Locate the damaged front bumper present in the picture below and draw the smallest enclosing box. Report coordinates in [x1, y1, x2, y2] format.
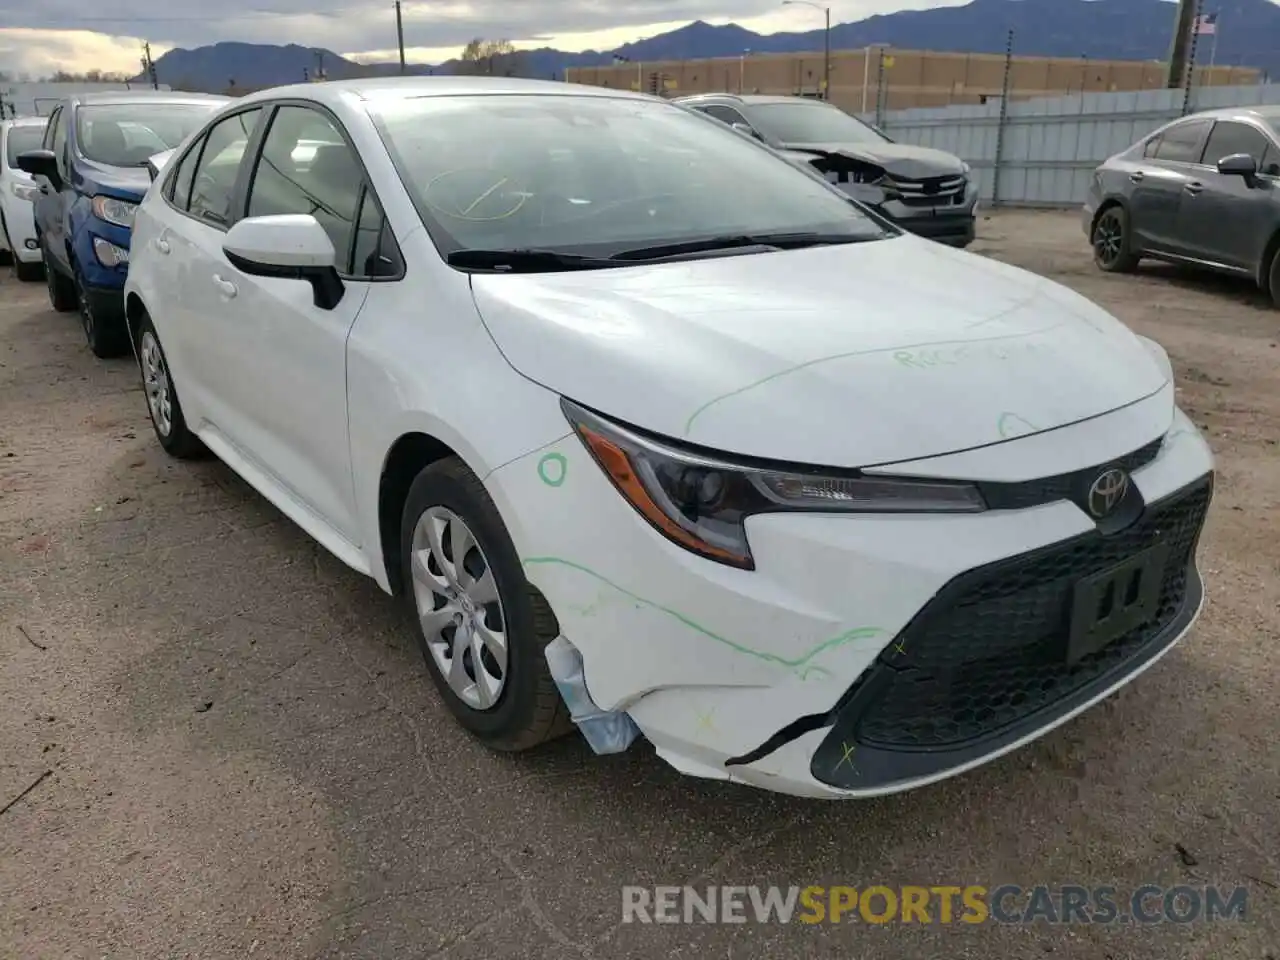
[498, 404, 1213, 799]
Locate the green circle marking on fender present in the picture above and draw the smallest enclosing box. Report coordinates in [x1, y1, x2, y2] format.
[537, 453, 568, 487]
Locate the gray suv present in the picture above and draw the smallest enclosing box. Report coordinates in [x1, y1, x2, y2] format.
[676, 94, 978, 248]
[1084, 106, 1280, 306]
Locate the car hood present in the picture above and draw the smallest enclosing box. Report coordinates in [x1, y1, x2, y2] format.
[469, 235, 1170, 469]
[76, 159, 151, 201]
[781, 141, 966, 179]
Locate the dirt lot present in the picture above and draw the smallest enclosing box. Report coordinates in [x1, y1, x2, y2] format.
[1, 209, 1278, 959]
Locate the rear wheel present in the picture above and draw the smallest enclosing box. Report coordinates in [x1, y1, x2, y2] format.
[136, 312, 204, 459]
[1092, 205, 1140, 273]
[401, 457, 571, 751]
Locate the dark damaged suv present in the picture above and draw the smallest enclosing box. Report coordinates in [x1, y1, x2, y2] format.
[677, 93, 978, 247]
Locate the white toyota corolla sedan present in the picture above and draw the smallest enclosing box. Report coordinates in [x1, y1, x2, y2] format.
[123, 77, 1214, 799]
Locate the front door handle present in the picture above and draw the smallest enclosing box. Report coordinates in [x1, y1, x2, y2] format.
[212, 274, 238, 299]
[1129, 171, 1145, 183]
[1184, 181, 1204, 195]
[152, 237, 170, 255]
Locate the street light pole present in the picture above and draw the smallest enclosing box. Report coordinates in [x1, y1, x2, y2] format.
[782, 0, 831, 99]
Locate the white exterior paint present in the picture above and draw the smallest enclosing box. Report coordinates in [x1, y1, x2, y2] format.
[124, 77, 1215, 799]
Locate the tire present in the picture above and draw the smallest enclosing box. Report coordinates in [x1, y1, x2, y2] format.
[1092, 205, 1140, 274]
[135, 312, 205, 459]
[74, 263, 129, 359]
[15, 259, 43, 282]
[1268, 248, 1280, 310]
[0, 247, 11, 267]
[401, 457, 571, 752]
[43, 246, 77, 312]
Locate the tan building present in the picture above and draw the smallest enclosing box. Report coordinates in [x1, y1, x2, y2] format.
[566, 48, 1260, 113]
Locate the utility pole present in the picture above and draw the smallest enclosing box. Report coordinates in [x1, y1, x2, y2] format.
[395, 1, 406, 75]
[823, 5, 831, 101]
[314, 49, 326, 81]
[1166, 0, 1199, 88]
[142, 42, 159, 89]
[1181, 0, 1204, 114]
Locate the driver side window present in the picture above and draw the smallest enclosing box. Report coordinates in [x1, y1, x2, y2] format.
[187, 108, 263, 228]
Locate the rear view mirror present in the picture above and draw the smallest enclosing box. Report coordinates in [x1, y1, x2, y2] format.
[223, 214, 345, 310]
[1217, 152, 1258, 183]
[16, 149, 61, 192]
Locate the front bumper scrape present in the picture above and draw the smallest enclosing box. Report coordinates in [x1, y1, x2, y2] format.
[545, 635, 642, 754]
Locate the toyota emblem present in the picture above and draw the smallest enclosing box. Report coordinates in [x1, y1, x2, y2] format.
[1087, 468, 1130, 518]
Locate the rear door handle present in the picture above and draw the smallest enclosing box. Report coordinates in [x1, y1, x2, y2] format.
[212, 274, 238, 298]
[152, 237, 170, 255]
[1184, 181, 1204, 195]
[1129, 171, 1145, 183]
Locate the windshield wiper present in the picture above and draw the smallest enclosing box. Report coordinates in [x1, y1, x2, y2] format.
[447, 249, 618, 273]
[608, 232, 878, 262]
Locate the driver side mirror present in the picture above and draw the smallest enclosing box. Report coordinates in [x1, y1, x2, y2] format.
[146, 149, 176, 183]
[731, 122, 763, 142]
[222, 214, 345, 310]
[16, 149, 62, 192]
[1217, 152, 1258, 184]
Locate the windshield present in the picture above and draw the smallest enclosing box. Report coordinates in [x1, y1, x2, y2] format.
[749, 102, 889, 146]
[76, 103, 221, 167]
[5, 125, 47, 168]
[369, 94, 890, 261]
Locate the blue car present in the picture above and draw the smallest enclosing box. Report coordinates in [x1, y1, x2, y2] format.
[18, 91, 229, 357]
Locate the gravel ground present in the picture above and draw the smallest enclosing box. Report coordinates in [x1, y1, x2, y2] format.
[1, 210, 1277, 959]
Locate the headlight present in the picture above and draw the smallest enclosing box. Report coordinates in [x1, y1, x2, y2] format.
[91, 195, 138, 228]
[10, 181, 40, 202]
[92, 236, 129, 267]
[563, 399, 986, 570]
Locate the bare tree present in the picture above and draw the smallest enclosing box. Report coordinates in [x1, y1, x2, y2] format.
[455, 38, 527, 77]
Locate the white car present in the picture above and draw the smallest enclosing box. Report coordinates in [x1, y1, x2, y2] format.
[123, 78, 1214, 799]
[0, 116, 49, 281]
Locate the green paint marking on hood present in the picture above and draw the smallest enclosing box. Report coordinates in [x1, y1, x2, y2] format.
[523, 555, 883, 671]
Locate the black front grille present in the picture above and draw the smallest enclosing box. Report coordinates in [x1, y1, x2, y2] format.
[978, 437, 1164, 512]
[851, 477, 1211, 750]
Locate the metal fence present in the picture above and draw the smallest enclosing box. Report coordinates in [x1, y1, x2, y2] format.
[865, 82, 1280, 207]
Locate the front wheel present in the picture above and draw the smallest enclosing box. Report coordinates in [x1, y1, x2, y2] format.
[43, 247, 77, 312]
[136, 313, 204, 459]
[14, 258, 43, 282]
[1268, 249, 1280, 310]
[401, 457, 571, 752]
[74, 264, 129, 358]
[1092, 205, 1140, 273]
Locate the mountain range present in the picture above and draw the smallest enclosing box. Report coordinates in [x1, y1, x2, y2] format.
[140, 0, 1280, 92]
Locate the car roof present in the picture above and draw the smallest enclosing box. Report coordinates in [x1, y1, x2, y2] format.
[69, 91, 232, 108]
[234, 76, 658, 109]
[1183, 105, 1280, 127]
[675, 93, 828, 107]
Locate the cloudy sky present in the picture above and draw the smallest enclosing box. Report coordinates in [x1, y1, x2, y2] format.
[0, 0, 966, 77]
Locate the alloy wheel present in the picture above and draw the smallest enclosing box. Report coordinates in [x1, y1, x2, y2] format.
[139, 331, 173, 437]
[410, 506, 508, 710]
[1093, 212, 1123, 267]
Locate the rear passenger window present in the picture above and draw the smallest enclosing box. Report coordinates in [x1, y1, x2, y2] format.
[166, 140, 201, 210]
[246, 106, 362, 259]
[1152, 120, 1210, 163]
[188, 108, 262, 227]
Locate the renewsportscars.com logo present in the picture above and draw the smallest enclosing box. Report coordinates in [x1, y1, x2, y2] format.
[621, 885, 1249, 926]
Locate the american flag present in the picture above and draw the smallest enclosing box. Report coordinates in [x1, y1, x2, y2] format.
[1194, 11, 1218, 35]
